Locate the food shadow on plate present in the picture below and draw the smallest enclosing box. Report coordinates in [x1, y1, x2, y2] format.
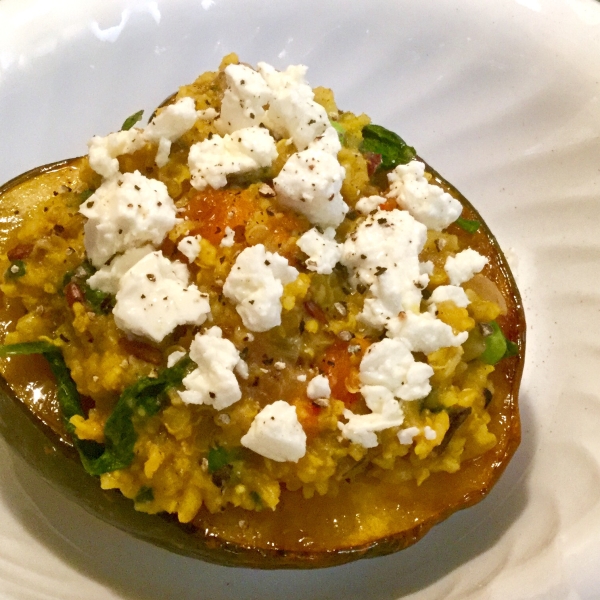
[0, 395, 534, 600]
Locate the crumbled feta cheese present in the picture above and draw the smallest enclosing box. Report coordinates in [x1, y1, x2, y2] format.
[257, 62, 312, 100]
[426, 285, 470, 314]
[144, 97, 206, 167]
[420, 260, 434, 276]
[167, 350, 186, 368]
[216, 64, 274, 134]
[88, 129, 146, 179]
[274, 148, 347, 228]
[188, 126, 277, 191]
[424, 425, 437, 441]
[397, 426, 420, 445]
[79, 171, 177, 268]
[87, 245, 154, 294]
[359, 338, 433, 401]
[386, 311, 468, 355]
[220, 226, 235, 247]
[297, 374, 307, 382]
[235, 359, 249, 380]
[274, 361, 286, 370]
[308, 126, 342, 156]
[177, 235, 202, 263]
[296, 227, 342, 274]
[338, 386, 404, 448]
[113, 251, 210, 342]
[445, 249, 488, 286]
[341, 208, 428, 328]
[387, 161, 462, 231]
[241, 400, 307, 462]
[179, 327, 244, 410]
[264, 92, 330, 151]
[223, 244, 299, 332]
[355, 195, 386, 215]
[307, 374, 331, 400]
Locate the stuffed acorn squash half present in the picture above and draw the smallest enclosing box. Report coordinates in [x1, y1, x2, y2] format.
[0, 55, 525, 568]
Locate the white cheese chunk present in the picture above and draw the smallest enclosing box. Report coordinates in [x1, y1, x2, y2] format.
[355, 195, 386, 215]
[273, 148, 347, 228]
[397, 426, 420, 445]
[359, 338, 433, 402]
[79, 170, 177, 268]
[177, 235, 202, 263]
[445, 249, 488, 286]
[426, 285, 470, 314]
[386, 311, 468, 355]
[144, 97, 209, 167]
[220, 226, 235, 248]
[308, 126, 342, 156]
[387, 161, 462, 231]
[306, 374, 331, 400]
[167, 350, 186, 368]
[241, 400, 307, 462]
[296, 227, 342, 275]
[341, 208, 428, 329]
[223, 244, 299, 332]
[424, 426, 437, 441]
[87, 129, 147, 179]
[87, 245, 154, 294]
[215, 64, 274, 134]
[264, 91, 330, 151]
[188, 126, 277, 191]
[113, 251, 210, 342]
[338, 386, 404, 448]
[257, 62, 312, 100]
[179, 327, 244, 410]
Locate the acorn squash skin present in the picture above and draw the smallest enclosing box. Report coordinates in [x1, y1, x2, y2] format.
[0, 158, 525, 569]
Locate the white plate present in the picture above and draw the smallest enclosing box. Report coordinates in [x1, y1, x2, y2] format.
[1, 0, 600, 598]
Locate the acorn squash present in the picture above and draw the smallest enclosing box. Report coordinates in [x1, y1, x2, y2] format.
[0, 58, 525, 569]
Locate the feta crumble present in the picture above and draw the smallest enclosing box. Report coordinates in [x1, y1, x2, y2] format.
[445, 249, 488, 286]
[397, 426, 420, 445]
[387, 161, 462, 231]
[87, 129, 146, 179]
[386, 311, 468, 355]
[220, 226, 235, 248]
[355, 195, 386, 215]
[223, 244, 299, 332]
[296, 227, 342, 274]
[188, 126, 277, 191]
[176, 235, 201, 263]
[426, 285, 470, 314]
[79, 171, 178, 268]
[359, 338, 433, 402]
[274, 148, 347, 228]
[307, 374, 331, 400]
[87, 245, 154, 294]
[113, 251, 210, 342]
[167, 350, 186, 368]
[241, 400, 307, 462]
[179, 327, 244, 410]
[341, 208, 428, 328]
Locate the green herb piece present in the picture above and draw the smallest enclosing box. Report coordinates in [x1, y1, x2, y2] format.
[479, 321, 518, 365]
[250, 491, 263, 510]
[0, 342, 193, 476]
[63, 261, 113, 314]
[134, 486, 154, 503]
[360, 124, 416, 171]
[207, 446, 235, 474]
[330, 120, 346, 145]
[121, 109, 144, 131]
[77, 189, 94, 204]
[5, 260, 26, 279]
[455, 217, 481, 234]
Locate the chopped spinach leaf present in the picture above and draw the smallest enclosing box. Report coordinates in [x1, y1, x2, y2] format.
[0, 342, 193, 476]
[330, 120, 346, 145]
[121, 109, 144, 131]
[5, 260, 26, 279]
[208, 446, 236, 474]
[455, 217, 481, 234]
[250, 491, 263, 510]
[77, 189, 94, 204]
[135, 486, 154, 503]
[360, 124, 416, 171]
